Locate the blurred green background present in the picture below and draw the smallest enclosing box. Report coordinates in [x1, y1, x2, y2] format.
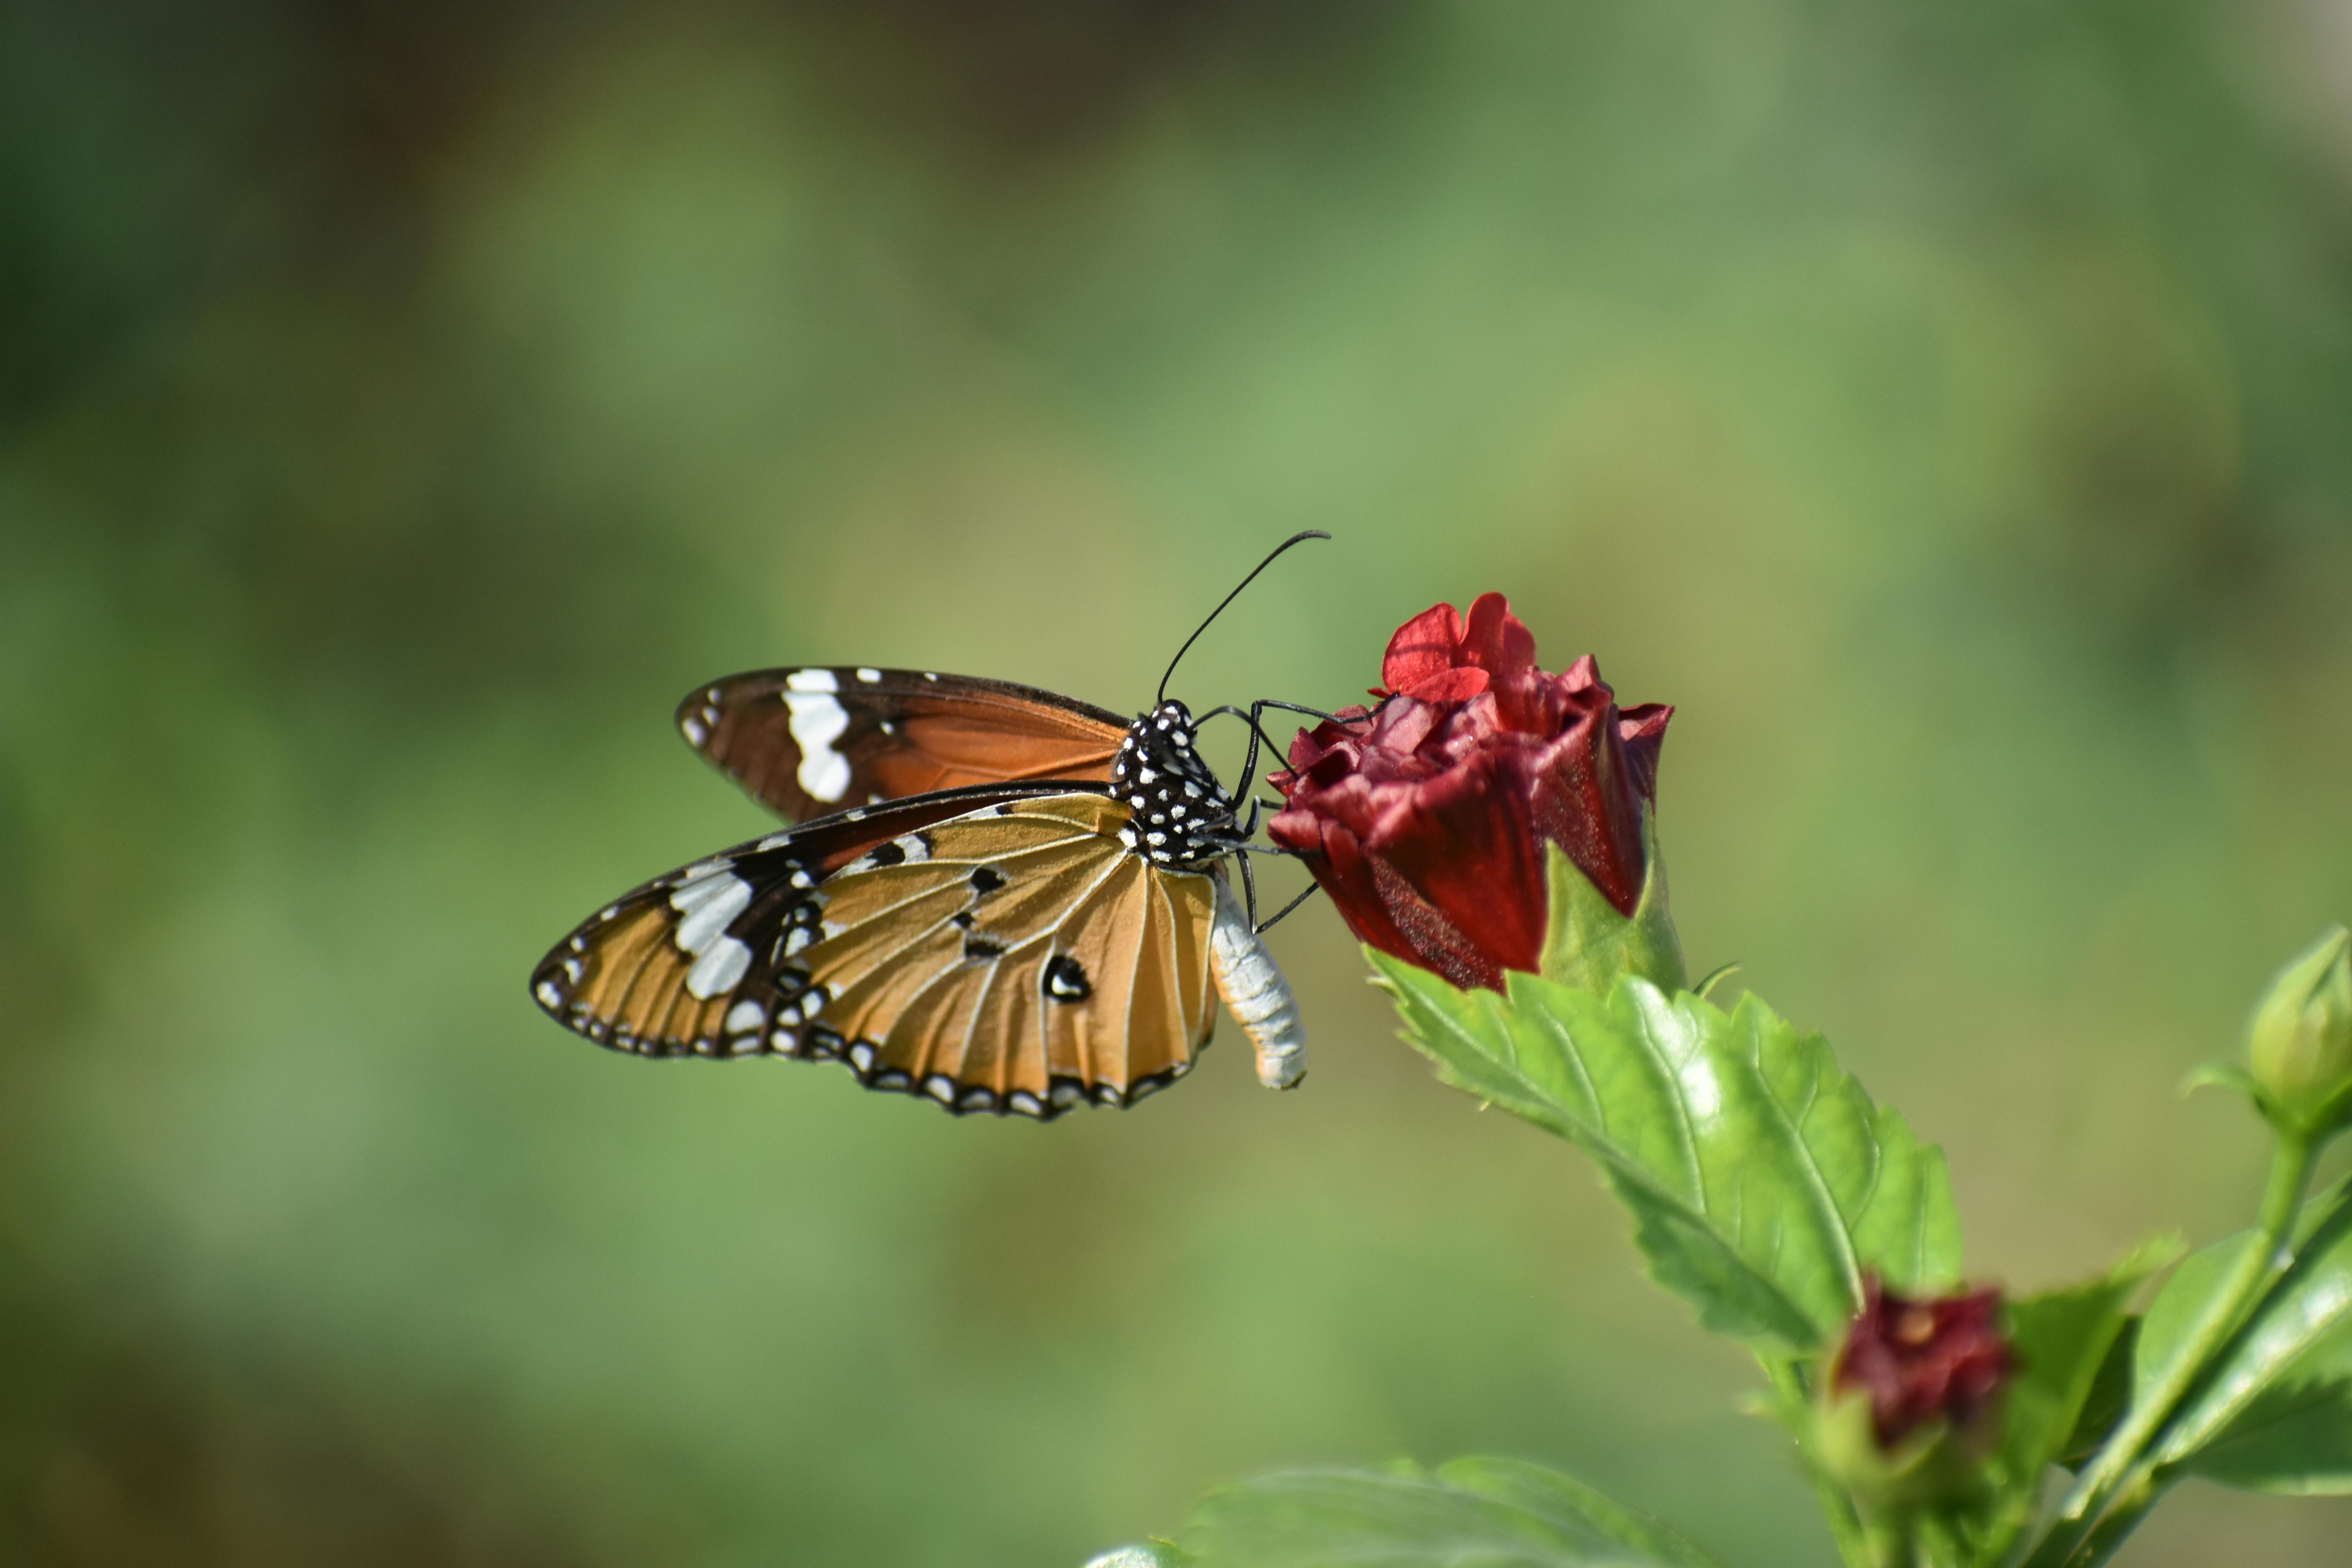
[7, 2, 2352, 1563]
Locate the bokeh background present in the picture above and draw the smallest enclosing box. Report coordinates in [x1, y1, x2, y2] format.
[7, 2, 2352, 1563]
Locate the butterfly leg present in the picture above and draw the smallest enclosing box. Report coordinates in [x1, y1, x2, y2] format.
[1230, 699, 1350, 799]
[1252, 881, 1321, 935]
[1198, 704, 1294, 800]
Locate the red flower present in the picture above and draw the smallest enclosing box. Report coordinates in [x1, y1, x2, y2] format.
[1831, 1278, 2014, 1451]
[1267, 593, 1671, 991]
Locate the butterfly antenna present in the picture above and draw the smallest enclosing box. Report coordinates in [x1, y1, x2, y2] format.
[1157, 530, 1331, 706]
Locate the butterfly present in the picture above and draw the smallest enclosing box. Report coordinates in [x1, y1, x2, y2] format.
[527, 534, 1329, 1120]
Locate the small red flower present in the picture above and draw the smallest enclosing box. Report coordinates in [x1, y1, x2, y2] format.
[1831, 1278, 2014, 1451]
[1267, 593, 1670, 991]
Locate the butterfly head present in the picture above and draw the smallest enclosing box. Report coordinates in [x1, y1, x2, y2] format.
[1112, 700, 1234, 871]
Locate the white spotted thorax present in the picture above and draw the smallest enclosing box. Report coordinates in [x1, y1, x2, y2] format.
[1109, 700, 1234, 872]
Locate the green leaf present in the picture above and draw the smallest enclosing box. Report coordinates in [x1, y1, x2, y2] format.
[1964, 1238, 2181, 1566]
[1999, 1238, 2182, 1489]
[2127, 1230, 2263, 1443]
[2152, 1181, 2352, 1493]
[1539, 829, 1687, 997]
[2056, 1317, 2138, 1469]
[1182, 1458, 1719, 1568]
[1371, 955, 1962, 1352]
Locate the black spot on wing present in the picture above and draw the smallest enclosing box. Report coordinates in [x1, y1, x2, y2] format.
[1043, 953, 1092, 1002]
[969, 866, 1007, 894]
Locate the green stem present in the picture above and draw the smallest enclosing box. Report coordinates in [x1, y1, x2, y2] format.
[1769, 1360, 1870, 1568]
[2037, 1132, 2317, 1562]
[1862, 1513, 1918, 1568]
[2059, 1477, 2163, 1568]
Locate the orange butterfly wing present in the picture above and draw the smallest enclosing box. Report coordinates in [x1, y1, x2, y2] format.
[677, 667, 1128, 824]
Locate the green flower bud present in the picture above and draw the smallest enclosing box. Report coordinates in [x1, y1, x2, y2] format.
[2247, 926, 2352, 1137]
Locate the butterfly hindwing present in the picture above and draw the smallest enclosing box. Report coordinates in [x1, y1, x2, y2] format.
[528, 787, 1219, 1119]
[677, 667, 1129, 825]
[796, 794, 1218, 1114]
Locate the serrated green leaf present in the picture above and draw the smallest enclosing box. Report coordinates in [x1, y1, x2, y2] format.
[1371, 954, 1962, 1352]
[1182, 1458, 1719, 1568]
[2152, 1181, 2352, 1493]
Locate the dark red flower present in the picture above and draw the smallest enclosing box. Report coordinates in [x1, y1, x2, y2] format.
[1831, 1277, 2014, 1451]
[1266, 593, 1671, 991]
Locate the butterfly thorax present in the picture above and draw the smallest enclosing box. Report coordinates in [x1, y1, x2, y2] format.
[1110, 701, 1234, 873]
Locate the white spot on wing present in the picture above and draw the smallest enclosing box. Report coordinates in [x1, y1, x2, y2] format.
[856, 667, 882, 682]
[783, 670, 853, 802]
[686, 936, 752, 999]
[671, 871, 751, 944]
[535, 980, 563, 1008]
[681, 715, 708, 746]
[724, 1000, 766, 1034]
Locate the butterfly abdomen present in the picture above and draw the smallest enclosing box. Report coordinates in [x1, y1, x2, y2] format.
[1208, 878, 1307, 1090]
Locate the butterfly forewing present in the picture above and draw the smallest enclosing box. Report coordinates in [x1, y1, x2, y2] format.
[678, 667, 1129, 824]
[529, 787, 1220, 1119]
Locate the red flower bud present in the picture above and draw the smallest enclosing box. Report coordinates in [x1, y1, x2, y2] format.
[1267, 593, 1671, 991]
[1830, 1277, 2014, 1453]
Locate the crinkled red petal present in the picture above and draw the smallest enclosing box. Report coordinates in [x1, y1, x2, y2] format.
[1267, 806, 1434, 975]
[1381, 602, 1470, 694]
[1618, 703, 1673, 804]
[1460, 592, 1537, 678]
[1522, 702, 1648, 917]
[1402, 666, 1489, 703]
[1359, 750, 1547, 978]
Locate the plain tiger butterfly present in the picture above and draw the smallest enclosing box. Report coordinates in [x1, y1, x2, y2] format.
[528, 534, 1331, 1120]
